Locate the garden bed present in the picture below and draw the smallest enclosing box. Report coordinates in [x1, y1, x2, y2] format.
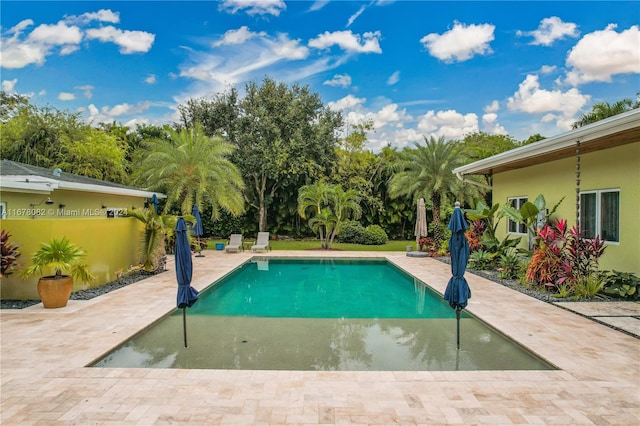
[1, 268, 166, 310]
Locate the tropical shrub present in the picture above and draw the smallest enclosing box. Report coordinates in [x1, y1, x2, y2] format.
[497, 251, 522, 280]
[557, 226, 606, 287]
[526, 219, 607, 294]
[602, 271, 639, 300]
[337, 221, 366, 244]
[572, 273, 606, 300]
[363, 225, 388, 245]
[465, 219, 485, 252]
[1, 230, 21, 278]
[526, 220, 566, 290]
[469, 249, 497, 270]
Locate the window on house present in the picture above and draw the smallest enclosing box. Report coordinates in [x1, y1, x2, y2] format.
[507, 196, 528, 234]
[580, 190, 619, 242]
[0, 202, 5, 219]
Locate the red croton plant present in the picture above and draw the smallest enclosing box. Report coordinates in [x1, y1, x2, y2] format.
[526, 219, 606, 291]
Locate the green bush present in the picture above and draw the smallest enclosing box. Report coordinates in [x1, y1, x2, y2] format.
[469, 249, 497, 270]
[363, 225, 388, 245]
[337, 221, 366, 244]
[602, 270, 639, 300]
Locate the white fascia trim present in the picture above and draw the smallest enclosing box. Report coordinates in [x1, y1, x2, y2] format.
[453, 108, 640, 176]
[0, 177, 58, 194]
[0, 181, 55, 194]
[57, 181, 165, 198]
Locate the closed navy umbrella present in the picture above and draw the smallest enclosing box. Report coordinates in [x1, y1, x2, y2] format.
[443, 201, 471, 350]
[175, 217, 199, 347]
[191, 204, 205, 257]
[150, 194, 159, 214]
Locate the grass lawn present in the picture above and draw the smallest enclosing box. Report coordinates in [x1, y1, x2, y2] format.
[205, 238, 416, 252]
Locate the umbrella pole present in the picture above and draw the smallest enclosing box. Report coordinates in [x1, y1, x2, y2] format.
[183, 307, 188, 348]
[456, 307, 461, 350]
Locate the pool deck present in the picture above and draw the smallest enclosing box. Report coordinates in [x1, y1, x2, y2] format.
[1, 251, 639, 425]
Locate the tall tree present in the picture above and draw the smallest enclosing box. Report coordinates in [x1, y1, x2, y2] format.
[133, 123, 245, 219]
[572, 98, 636, 128]
[177, 77, 342, 232]
[389, 136, 482, 248]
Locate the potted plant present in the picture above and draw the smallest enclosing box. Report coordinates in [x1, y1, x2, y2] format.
[21, 237, 95, 308]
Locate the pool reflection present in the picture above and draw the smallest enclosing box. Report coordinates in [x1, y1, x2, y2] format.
[92, 316, 554, 371]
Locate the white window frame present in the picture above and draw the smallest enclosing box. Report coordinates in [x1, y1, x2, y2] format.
[0, 202, 6, 219]
[580, 189, 620, 244]
[507, 196, 528, 235]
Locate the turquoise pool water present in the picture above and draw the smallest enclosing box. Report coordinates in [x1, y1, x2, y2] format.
[91, 258, 555, 371]
[190, 258, 458, 318]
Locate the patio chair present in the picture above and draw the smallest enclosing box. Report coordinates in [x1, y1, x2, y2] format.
[225, 234, 243, 253]
[251, 232, 271, 252]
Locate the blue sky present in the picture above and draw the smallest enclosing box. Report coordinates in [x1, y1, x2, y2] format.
[1, 1, 639, 151]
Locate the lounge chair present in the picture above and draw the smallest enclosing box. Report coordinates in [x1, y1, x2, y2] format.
[225, 234, 243, 253]
[251, 232, 271, 252]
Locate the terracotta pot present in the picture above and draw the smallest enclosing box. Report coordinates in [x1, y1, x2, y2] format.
[37, 276, 73, 309]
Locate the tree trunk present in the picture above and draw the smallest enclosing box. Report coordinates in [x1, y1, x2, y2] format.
[431, 191, 443, 249]
[253, 173, 268, 232]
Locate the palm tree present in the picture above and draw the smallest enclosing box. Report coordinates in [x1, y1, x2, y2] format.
[298, 180, 331, 241]
[572, 99, 635, 129]
[134, 123, 245, 219]
[299, 183, 362, 249]
[125, 208, 179, 271]
[326, 186, 362, 248]
[389, 136, 479, 249]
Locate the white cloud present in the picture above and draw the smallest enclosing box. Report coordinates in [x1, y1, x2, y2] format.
[58, 92, 75, 101]
[65, 9, 120, 25]
[270, 35, 309, 60]
[145, 74, 157, 84]
[347, 5, 367, 28]
[420, 21, 494, 63]
[86, 101, 152, 125]
[507, 74, 590, 129]
[219, 0, 286, 16]
[540, 65, 556, 74]
[387, 70, 400, 85]
[517, 16, 579, 46]
[564, 24, 640, 85]
[309, 30, 382, 53]
[2, 79, 18, 93]
[85, 26, 155, 54]
[484, 100, 499, 113]
[328, 94, 366, 111]
[214, 26, 266, 47]
[76, 85, 94, 99]
[323, 74, 352, 87]
[417, 109, 479, 139]
[29, 22, 83, 45]
[0, 19, 82, 69]
[482, 113, 507, 135]
[309, 1, 329, 12]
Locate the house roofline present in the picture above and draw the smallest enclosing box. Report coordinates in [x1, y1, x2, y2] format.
[453, 108, 640, 177]
[1, 176, 165, 199]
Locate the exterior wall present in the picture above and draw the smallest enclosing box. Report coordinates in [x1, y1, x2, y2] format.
[493, 141, 639, 276]
[0, 189, 147, 300]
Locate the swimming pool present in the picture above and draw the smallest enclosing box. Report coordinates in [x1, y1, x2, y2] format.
[91, 258, 555, 371]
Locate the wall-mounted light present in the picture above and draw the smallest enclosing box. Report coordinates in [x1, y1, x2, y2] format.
[58, 204, 65, 209]
[30, 197, 54, 208]
[101, 204, 107, 209]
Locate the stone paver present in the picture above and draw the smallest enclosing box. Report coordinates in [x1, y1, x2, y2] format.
[2, 251, 639, 425]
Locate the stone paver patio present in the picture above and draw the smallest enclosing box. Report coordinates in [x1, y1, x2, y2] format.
[1, 251, 639, 425]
